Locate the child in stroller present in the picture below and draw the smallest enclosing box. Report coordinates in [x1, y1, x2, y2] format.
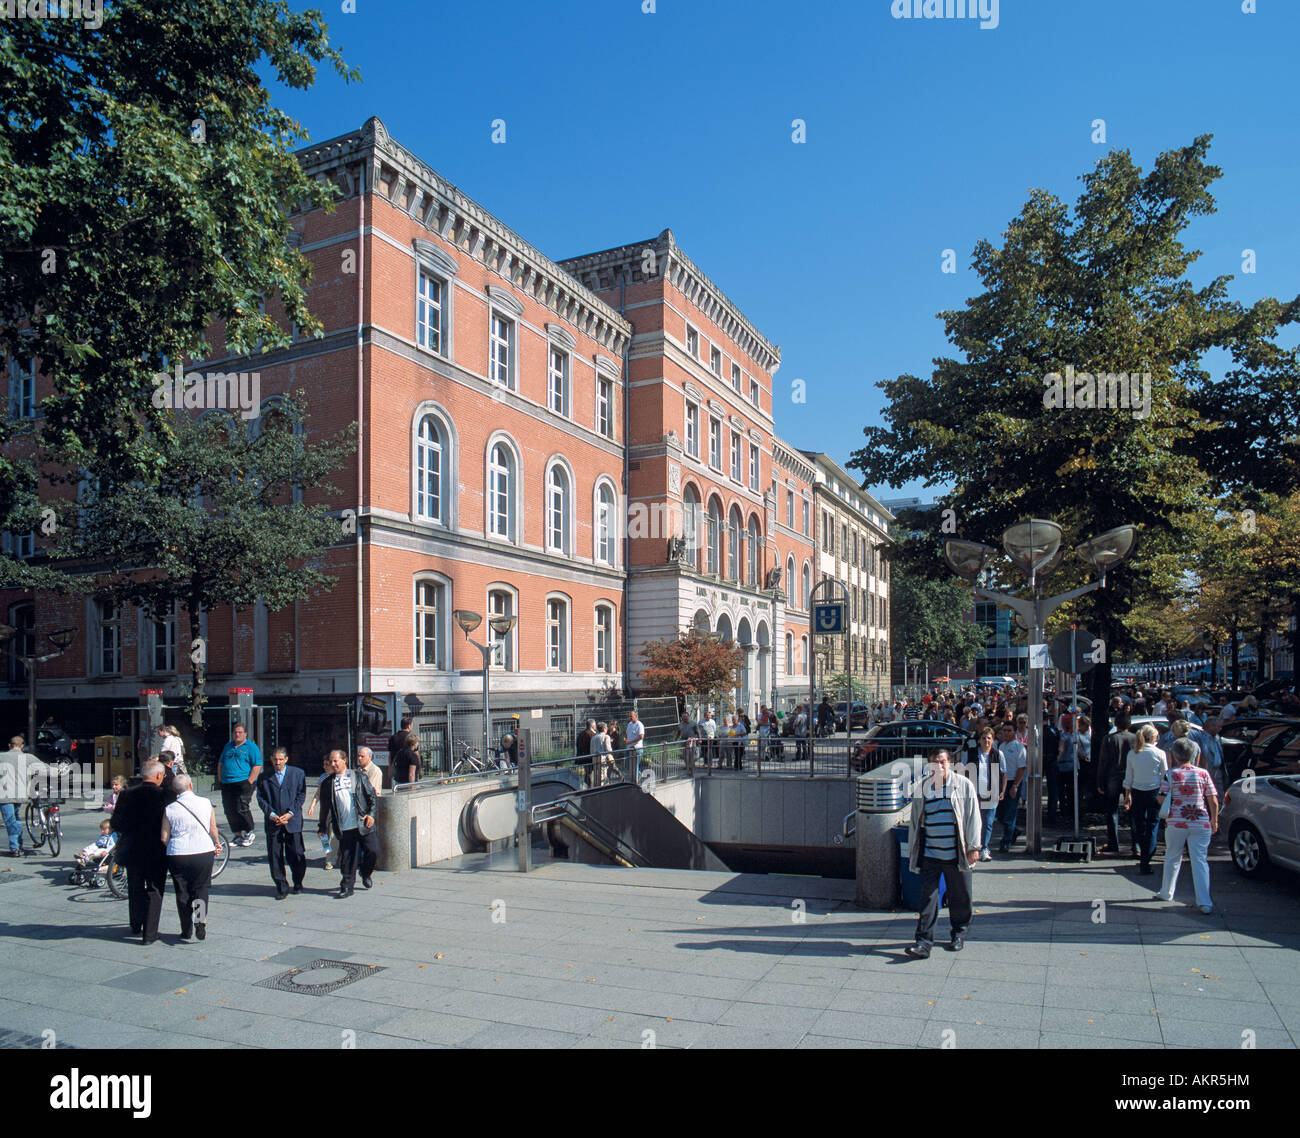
[69, 820, 118, 887]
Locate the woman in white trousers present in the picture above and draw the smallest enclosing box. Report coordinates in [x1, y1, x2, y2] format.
[1154, 738, 1219, 915]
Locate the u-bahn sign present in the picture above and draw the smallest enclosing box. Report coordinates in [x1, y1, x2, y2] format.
[813, 602, 846, 635]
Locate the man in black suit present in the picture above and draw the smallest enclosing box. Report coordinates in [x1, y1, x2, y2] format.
[316, 750, 377, 898]
[112, 761, 168, 944]
[256, 746, 307, 899]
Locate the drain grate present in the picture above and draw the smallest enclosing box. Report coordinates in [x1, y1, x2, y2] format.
[255, 958, 385, 997]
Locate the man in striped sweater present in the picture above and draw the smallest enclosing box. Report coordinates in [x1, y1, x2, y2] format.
[905, 748, 982, 958]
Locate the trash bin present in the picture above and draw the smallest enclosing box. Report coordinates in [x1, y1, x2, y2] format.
[895, 825, 946, 911]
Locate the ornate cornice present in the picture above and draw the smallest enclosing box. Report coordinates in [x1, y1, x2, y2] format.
[296, 118, 632, 356]
[559, 229, 781, 375]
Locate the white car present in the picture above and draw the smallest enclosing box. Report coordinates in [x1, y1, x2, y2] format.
[1220, 774, 1300, 877]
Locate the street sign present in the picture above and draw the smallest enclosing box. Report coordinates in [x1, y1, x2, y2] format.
[812, 602, 846, 635]
[1049, 628, 1101, 673]
[1028, 643, 1049, 670]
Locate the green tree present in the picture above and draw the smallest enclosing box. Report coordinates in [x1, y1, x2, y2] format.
[0, 0, 357, 588]
[891, 574, 988, 675]
[49, 397, 356, 726]
[850, 137, 1296, 734]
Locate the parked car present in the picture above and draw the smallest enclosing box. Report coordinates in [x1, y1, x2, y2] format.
[1218, 717, 1300, 783]
[833, 701, 871, 731]
[1220, 774, 1300, 878]
[850, 719, 975, 773]
[33, 725, 76, 762]
[1252, 675, 1297, 702]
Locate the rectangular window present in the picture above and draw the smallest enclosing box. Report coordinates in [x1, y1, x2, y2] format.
[710, 346, 722, 376]
[417, 271, 443, 354]
[98, 600, 121, 674]
[786, 487, 794, 528]
[546, 599, 567, 670]
[490, 312, 513, 389]
[595, 607, 613, 672]
[731, 363, 742, 392]
[730, 431, 741, 481]
[3, 530, 34, 559]
[748, 443, 759, 490]
[685, 403, 699, 458]
[548, 347, 569, 416]
[7, 356, 35, 420]
[151, 607, 177, 673]
[749, 377, 760, 406]
[842, 524, 848, 559]
[685, 325, 699, 358]
[708, 418, 721, 469]
[597, 378, 613, 437]
[415, 581, 442, 667]
[802, 496, 810, 536]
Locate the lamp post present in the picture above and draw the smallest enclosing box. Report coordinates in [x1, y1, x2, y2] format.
[0, 623, 79, 752]
[453, 609, 518, 766]
[944, 522, 1135, 856]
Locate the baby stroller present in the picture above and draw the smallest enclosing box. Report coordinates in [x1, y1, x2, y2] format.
[69, 837, 128, 898]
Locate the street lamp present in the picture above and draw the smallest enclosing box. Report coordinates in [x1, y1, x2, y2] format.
[453, 608, 518, 769]
[944, 519, 1135, 855]
[0, 623, 80, 752]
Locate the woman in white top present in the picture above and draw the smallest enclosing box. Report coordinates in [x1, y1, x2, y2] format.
[1123, 724, 1168, 875]
[160, 774, 221, 941]
[156, 726, 186, 774]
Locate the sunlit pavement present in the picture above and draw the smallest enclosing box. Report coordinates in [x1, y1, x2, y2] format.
[0, 804, 1296, 1049]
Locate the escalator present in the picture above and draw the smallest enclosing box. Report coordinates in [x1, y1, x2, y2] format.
[534, 784, 731, 871]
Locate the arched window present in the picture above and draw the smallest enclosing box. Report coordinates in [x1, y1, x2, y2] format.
[595, 481, 617, 566]
[786, 555, 795, 596]
[707, 497, 722, 576]
[801, 561, 812, 610]
[415, 413, 446, 523]
[785, 632, 793, 675]
[683, 484, 701, 568]
[546, 462, 571, 555]
[487, 586, 516, 671]
[746, 515, 760, 587]
[414, 576, 449, 668]
[691, 609, 711, 635]
[595, 604, 615, 672]
[487, 440, 516, 541]
[800, 634, 809, 676]
[727, 505, 743, 582]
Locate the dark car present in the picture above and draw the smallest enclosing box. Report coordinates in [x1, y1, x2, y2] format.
[850, 719, 975, 773]
[33, 725, 76, 762]
[833, 701, 871, 732]
[1219, 717, 1300, 783]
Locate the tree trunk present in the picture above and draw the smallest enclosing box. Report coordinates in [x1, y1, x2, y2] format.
[1209, 638, 1218, 685]
[1229, 622, 1240, 690]
[187, 602, 206, 728]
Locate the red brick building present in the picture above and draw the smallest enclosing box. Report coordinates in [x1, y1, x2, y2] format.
[1, 118, 863, 755]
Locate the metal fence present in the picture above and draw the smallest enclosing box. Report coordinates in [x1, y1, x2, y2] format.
[410, 695, 680, 777]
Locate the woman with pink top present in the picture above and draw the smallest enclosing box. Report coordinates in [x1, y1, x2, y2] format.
[1153, 737, 1219, 914]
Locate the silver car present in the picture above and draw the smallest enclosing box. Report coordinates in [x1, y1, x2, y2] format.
[1219, 774, 1300, 878]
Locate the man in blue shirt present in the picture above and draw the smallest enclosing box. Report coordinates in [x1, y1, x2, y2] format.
[218, 722, 263, 848]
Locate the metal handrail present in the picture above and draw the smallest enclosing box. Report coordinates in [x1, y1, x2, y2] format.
[531, 794, 648, 868]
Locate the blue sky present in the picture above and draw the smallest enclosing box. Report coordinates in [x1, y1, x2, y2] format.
[272, 0, 1299, 503]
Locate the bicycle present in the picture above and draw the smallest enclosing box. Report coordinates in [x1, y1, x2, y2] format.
[103, 829, 228, 899]
[451, 741, 513, 776]
[24, 796, 63, 857]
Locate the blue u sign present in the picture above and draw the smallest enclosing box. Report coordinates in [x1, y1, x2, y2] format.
[813, 603, 845, 634]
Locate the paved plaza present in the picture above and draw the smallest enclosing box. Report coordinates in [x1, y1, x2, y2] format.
[1, 803, 1297, 1049]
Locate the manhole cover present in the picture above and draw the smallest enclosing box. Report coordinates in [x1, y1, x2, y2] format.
[256, 958, 384, 997]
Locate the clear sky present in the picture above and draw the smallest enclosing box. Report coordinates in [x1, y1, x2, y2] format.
[271, 0, 1300, 503]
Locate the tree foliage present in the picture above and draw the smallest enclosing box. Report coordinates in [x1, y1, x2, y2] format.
[892, 575, 988, 670]
[639, 632, 746, 707]
[49, 397, 356, 723]
[0, 0, 357, 587]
